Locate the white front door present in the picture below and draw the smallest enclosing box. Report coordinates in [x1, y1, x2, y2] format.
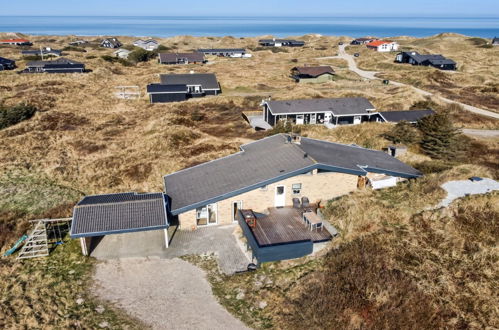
[353, 116, 361, 125]
[275, 186, 285, 207]
[296, 115, 304, 125]
[310, 114, 317, 124]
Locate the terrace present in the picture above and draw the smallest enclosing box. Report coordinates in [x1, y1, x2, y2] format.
[237, 207, 333, 265]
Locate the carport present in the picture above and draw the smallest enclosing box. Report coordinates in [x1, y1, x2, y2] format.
[70, 192, 170, 256]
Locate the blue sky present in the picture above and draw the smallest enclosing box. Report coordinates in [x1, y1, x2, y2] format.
[0, 0, 497, 16]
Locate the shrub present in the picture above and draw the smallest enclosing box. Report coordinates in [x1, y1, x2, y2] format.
[0, 104, 37, 130]
[100, 55, 132, 66]
[128, 48, 155, 63]
[267, 121, 301, 135]
[382, 121, 421, 144]
[85, 55, 96, 59]
[62, 46, 86, 52]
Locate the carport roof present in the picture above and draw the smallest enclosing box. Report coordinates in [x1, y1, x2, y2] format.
[70, 192, 169, 238]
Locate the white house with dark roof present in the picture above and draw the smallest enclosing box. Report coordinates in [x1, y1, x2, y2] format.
[133, 39, 159, 50]
[100, 38, 122, 49]
[261, 97, 378, 127]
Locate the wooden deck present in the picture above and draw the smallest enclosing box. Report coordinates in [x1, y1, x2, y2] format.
[250, 207, 332, 247]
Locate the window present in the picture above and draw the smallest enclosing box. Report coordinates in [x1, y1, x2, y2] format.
[292, 183, 302, 194]
[196, 204, 217, 226]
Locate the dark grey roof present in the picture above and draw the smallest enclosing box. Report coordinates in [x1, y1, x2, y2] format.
[266, 97, 376, 116]
[147, 84, 188, 93]
[379, 110, 435, 123]
[159, 73, 220, 90]
[427, 58, 456, 65]
[198, 48, 246, 53]
[158, 52, 205, 63]
[70, 192, 168, 238]
[101, 38, 122, 47]
[165, 135, 315, 213]
[298, 137, 421, 177]
[22, 49, 62, 56]
[493, 37, 499, 44]
[400, 52, 455, 65]
[26, 57, 82, 67]
[0, 56, 15, 64]
[164, 134, 421, 214]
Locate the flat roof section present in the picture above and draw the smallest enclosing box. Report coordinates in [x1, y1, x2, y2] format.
[70, 192, 169, 238]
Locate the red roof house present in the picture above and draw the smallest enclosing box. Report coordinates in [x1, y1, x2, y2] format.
[0, 38, 32, 46]
[366, 40, 399, 52]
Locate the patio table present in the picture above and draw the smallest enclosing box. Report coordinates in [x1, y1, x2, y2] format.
[303, 211, 323, 231]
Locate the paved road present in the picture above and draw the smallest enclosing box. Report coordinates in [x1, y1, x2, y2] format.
[328, 44, 499, 120]
[462, 129, 499, 138]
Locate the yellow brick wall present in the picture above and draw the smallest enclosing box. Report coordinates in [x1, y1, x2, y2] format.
[177, 170, 359, 230]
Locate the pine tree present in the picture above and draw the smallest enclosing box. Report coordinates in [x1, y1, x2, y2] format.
[417, 112, 460, 160]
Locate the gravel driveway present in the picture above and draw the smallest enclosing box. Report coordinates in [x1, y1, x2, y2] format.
[93, 258, 249, 330]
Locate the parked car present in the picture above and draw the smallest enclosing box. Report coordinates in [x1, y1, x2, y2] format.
[354, 53, 360, 57]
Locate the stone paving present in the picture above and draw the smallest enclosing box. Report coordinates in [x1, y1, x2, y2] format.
[91, 224, 251, 274]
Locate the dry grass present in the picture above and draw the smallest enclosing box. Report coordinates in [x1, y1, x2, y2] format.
[346, 33, 499, 112]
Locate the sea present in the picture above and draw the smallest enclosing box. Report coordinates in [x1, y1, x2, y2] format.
[0, 16, 498, 38]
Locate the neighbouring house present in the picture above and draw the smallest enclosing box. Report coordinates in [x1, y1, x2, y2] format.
[70, 192, 170, 256]
[69, 40, 88, 46]
[0, 38, 32, 46]
[258, 39, 305, 47]
[22, 47, 62, 57]
[147, 73, 221, 103]
[22, 58, 85, 73]
[395, 51, 457, 70]
[291, 66, 335, 83]
[165, 134, 421, 263]
[133, 39, 159, 50]
[0, 56, 16, 70]
[366, 40, 399, 52]
[492, 37, 499, 46]
[114, 48, 132, 59]
[100, 38, 122, 49]
[197, 48, 251, 58]
[379, 109, 435, 123]
[261, 97, 378, 127]
[158, 52, 205, 65]
[350, 38, 377, 45]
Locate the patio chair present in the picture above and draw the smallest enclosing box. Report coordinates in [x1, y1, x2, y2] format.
[301, 196, 310, 208]
[301, 196, 312, 212]
[292, 198, 301, 209]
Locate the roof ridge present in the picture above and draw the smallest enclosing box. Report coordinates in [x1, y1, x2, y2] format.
[76, 197, 164, 208]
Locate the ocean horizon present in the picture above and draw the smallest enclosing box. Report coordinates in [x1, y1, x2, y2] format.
[0, 16, 498, 38]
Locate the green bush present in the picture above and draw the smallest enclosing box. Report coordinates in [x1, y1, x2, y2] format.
[100, 55, 132, 66]
[0, 104, 37, 130]
[383, 121, 421, 144]
[62, 46, 86, 52]
[128, 48, 155, 63]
